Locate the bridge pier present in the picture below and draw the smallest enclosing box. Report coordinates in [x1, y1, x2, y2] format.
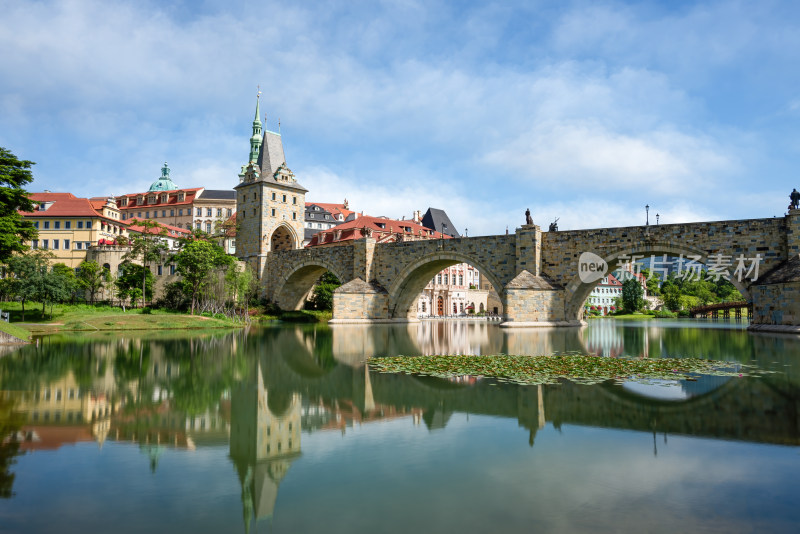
[748, 209, 800, 334]
[499, 272, 582, 328]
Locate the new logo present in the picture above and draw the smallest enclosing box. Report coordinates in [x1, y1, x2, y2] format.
[578, 252, 608, 283]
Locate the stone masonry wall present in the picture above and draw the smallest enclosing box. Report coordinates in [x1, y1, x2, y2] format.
[751, 282, 800, 325]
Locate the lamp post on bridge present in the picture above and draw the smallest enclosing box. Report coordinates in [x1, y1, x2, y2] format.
[646, 204, 650, 226]
[656, 213, 660, 225]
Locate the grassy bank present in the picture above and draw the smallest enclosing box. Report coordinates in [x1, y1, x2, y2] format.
[277, 310, 332, 323]
[0, 302, 243, 334]
[0, 320, 32, 341]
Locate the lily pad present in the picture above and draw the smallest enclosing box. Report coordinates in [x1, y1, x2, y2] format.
[367, 354, 772, 386]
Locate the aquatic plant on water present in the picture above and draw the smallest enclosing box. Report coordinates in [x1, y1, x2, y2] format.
[367, 353, 772, 386]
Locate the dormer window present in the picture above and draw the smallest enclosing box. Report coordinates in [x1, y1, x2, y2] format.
[137, 196, 145, 206]
[148, 195, 156, 204]
[161, 194, 168, 203]
[178, 193, 185, 202]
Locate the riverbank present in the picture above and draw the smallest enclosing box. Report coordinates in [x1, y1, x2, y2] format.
[0, 302, 243, 334]
[0, 320, 32, 342]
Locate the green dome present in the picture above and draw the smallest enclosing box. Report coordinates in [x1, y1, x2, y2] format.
[148, 162, 179, 192]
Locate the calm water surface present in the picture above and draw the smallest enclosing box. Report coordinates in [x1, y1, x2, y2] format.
[0, 319, 798, 533]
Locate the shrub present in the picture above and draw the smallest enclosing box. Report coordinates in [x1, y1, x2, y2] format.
[141, 307, 152, 315]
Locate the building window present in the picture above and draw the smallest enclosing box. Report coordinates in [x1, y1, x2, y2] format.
[271, 208, 276, 217]
[292, 197, 297, 205]
[227, 208, 232, 217]
[253, 208, 257, 217]
[206, 222, 211, 233]
[310, 213, 315, 219]
[282, 194, 286, 202]
[161, 210, 166, 217]
[292, 212, 296, 220]
[42, 239, 49, 249]
[44, 221, 50, 229]
[170, 209, 174, 216]
[437, 274, 442, 284]
[272, 192, 276, 200]
[53, 239, 59, 250]
[195, 221, 201, 230]
[196, 208, 201, 216]
[64, 239, 70, 250]
[157, 265, 163, 276]
[145, 211, 150, 218]
[205, 208, 212, 217]
[85, 241, 90, 248]
[34, 221, 39, 228]
[216, 208, 222, 217]
[65, 221, 71, 229]
[170, 264, 176, 275]
[32, 240, 38, 249]
[54, 221, 60, 229]
[459, 275, 463, 285]
[444, 274, 448, 285]
[75, 242, 82, 250]
[178, 209, 183, 216]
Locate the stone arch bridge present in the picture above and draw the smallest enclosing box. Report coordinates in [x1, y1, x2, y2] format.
[260, 210, 800, 330]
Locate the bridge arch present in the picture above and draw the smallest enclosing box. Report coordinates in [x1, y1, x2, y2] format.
[387, 251, 505, 319]
[564, 242, 753, 321]
[272, 259, 347, 311]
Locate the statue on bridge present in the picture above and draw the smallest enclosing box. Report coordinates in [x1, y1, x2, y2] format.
[549, 218, 559, 232]
[525, 208, 533, 225]
[790, 188, 800, 210]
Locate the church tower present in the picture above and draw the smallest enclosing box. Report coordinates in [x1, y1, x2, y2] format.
[235, 93, 307, 278]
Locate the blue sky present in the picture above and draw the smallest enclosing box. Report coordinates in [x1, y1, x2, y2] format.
[2, 0, 799, 235]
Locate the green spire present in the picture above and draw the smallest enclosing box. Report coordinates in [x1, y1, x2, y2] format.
[249, 90, 263, 163]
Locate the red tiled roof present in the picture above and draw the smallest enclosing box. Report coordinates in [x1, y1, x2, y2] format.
[599, 273, 623, 287]
[22, 193, 105, 218]
[307, 215, 448, 247]
[117, 188, 203, 209]
[127, 220, 190, 237]
[306, 202, 355, 220]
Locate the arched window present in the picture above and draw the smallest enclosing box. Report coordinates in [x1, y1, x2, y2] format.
[479, 303, 485, 313]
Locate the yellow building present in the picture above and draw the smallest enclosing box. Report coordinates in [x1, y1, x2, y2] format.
[20, 193, 128, 268]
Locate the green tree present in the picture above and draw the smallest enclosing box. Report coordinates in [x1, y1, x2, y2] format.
[621, 278, 644, 313]
[640, 268, 662, 296]
[173, 240, 233, 314]
[308, 271, 341, 311]
[46, 263, 78, 312]
[115, 263, 153, 308]
[225, 263, 258, 316]
[5, 250, 53, 320]
[0, 148, 38, 262]
[661, 282, 683, 312]
[124, 219, 168, 306]
[76, 260, 110, 304]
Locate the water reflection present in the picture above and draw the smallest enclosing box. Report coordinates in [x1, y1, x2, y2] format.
[0, 321, 798, 532]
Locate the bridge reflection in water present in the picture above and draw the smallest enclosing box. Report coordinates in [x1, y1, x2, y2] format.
[1, 321, 798, 530]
